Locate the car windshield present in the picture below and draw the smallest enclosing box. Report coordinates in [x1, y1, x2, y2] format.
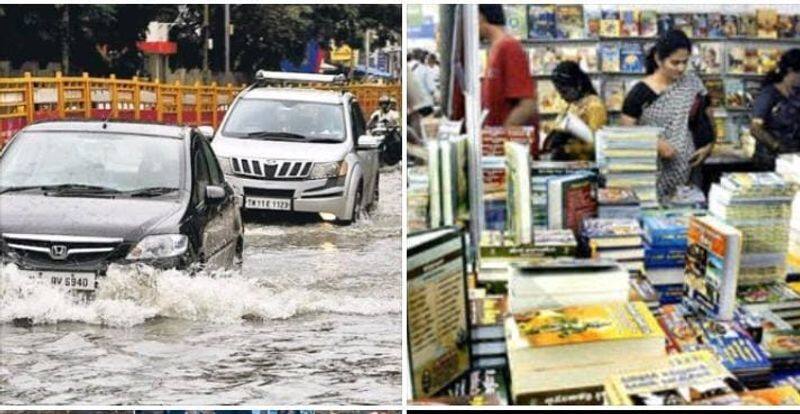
[0, 131, 183, 193]
[222, 98, 346, 142]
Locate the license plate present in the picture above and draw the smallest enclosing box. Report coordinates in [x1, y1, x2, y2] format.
[245, 196, 291, 211]
[20, 270, 96, 291]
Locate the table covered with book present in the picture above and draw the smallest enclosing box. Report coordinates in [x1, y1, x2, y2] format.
[407, 123, 800, 406]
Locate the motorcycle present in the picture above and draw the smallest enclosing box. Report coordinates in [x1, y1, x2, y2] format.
[370, 120, 402, 166]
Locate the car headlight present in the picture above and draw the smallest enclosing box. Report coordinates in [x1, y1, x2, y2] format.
[308, 161, 348, 179]
[126, 234, 189, 260]
[217, 156, 233, 175]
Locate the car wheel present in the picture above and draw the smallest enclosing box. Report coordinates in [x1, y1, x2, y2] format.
[337, 183, 363, 225]
[368, 176, 379, 212]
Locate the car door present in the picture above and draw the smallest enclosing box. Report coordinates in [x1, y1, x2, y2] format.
[351, 101, 379, 201]
[200, 136, 240, 267]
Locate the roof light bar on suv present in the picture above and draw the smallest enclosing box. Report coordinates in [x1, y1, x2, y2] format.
[254, 70, 346, 86]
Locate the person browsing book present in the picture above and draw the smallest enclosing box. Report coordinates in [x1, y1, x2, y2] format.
[543, 61, 608, 161]
[479, 5, 536, 127]
[620, 30, 714, 201]
[750, 48, 800, 169]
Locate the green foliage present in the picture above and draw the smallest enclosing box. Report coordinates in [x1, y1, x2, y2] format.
[0, 4, 400, 77]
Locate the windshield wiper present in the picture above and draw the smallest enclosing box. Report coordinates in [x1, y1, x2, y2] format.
[242, 131, 307, 141]
[0, 184, 121, 196]
[305, 138, 344, 143]
[45, 184, 122, 196]
[125, 187, 180, 198]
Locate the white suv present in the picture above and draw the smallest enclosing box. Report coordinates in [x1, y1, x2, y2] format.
[210, 72, 381, 224]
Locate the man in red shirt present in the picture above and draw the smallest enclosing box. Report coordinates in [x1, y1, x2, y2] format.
[479, 5, 536, 127]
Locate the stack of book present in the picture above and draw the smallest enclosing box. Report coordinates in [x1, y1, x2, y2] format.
[417, 367, 511, 405]
[761, 328, 800, 374]
[482, 156, 507, 232]
[580, 217, 645, 275]
[629, 275, 661, 314]
[505, 301, 666, 405]
[479, 229, 578, 286]
[469, 289, 509, 371]
[530, 160, 598, 230]
[663, 185, 708, 210]
[597, 187, 641, 219]
[708, 172, 793, 286]
[545, 172, 598, 235]
[595, 126, 661, 207]
[775, 154, 800, 269]
[642, 215, 690, 304]
[658, 304, 772, 388]
[508, 259, 630, 313]
[407, 166, 430, 232]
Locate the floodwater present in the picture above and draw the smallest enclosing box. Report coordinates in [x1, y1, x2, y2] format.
[0, 170, 402, 405]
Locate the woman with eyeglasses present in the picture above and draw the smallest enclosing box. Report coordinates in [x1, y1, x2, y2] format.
[543, 60, 608, 161]
[620, 30, 713, 202]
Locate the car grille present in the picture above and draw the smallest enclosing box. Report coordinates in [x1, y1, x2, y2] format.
[1, 233, 125, 268]
[243, 187, 295, 198]
[231, 158, 313, 180]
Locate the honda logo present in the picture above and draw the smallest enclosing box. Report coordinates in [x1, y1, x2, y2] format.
[49, 245, 69, 260]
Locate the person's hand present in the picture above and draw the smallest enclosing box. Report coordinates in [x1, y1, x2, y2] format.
[658, 138, 676, 160]
[689, 143, 713, 168]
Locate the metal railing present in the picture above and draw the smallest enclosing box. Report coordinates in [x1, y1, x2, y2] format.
[0, 72, 401, 147]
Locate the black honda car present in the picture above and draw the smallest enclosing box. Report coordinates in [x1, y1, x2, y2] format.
[0, 120, 243, 292]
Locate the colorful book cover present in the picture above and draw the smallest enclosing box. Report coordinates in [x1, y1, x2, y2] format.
[555, 5, 585, 39]
[603, 79, 625, 111]
[582, 217, 642, 239]
[536, 79, 567, 114]
[658, 14, 674, 35]
[779, 15, 797, 39]
[547, 173, 597, 233]
[740, 386, 800, 405]
[683, 216, 742, 320]
[556, 46, 599, 73]
[620, 42, 645, 74]
[643, 215, 688, 247]
[585, 5, 602, 38]
[690, 317, 772, 374]
[672, 14, 693, 38]
[723, 14, 740, 37]
[510, 302, 663, 348]
[620, 8, 640, 37]
[694, 43, 723, 75]
[708, 13, 725, 38]
[598, 187, 639, 206]
[757, 8, 779, 39]
[528, 5, 557, 39]
[693, 13, 710, 38]
[707, 79, 724, 108]
[740, 13, 758, 38]
[737, 282, 800, 305]
[645, 246, 686, 268]
[727, 47, 746, 74]
[724, 78, 746, 108]
[600, 6, 621, 37]
[529, 46, 559, 75]
[600, 43, 621, 73]
[640, 10, 658, 38]
[504, 5, 529, 40]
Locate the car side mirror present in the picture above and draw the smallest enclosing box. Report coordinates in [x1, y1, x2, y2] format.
[206, 185, 226, 205]
[357, 134, 382, 150]
[198, 126, 215, 141]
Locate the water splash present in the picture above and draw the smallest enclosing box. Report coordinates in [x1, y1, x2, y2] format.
[0, 262, 398, 328]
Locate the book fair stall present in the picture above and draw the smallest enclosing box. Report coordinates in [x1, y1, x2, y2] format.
[406, 4, 800, 406]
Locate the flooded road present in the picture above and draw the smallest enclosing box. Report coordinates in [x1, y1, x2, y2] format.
[0, 170, 402, 405]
